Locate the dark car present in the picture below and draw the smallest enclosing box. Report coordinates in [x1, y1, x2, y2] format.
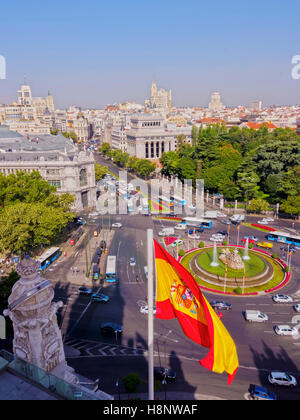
[78, 286, 92, 296]
[95, 247, 102, 257]
[218, 230, 228, 236]
[210, 301, 232, 311]
[100, 322, 123, 335]
[249, 384, 277, 400]
[92, 254, 100, 265]
[91, 293, 109, 303]
[100, 240, 106, 249]
[154, 367, 177, 382]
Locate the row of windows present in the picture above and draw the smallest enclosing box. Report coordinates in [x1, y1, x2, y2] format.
[48, 180, 62, 188]
[145, 141, 167, 159]
[142, 121, 161, 127]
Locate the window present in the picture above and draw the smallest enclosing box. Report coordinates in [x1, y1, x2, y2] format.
[48, 180, 61, 189]
[145, 142, 149, 159]
[79, 168, 87, 187]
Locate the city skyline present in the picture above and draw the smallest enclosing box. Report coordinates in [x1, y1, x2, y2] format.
[1, 0, 300, 108]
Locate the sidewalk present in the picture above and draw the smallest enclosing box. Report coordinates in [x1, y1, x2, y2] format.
[113, 392, 225, 401]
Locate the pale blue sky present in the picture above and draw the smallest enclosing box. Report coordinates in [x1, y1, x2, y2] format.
[0, 0, 299, 108]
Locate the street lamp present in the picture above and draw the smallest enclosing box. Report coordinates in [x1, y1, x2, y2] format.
[162, 373, 167, 401]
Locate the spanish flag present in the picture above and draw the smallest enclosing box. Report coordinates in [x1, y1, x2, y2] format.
[154, 240, 239, 384]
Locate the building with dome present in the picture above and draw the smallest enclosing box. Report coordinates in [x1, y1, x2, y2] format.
[0, 126, 96, 211]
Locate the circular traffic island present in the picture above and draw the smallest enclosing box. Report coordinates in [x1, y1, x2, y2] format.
[180, 245, 286, 296]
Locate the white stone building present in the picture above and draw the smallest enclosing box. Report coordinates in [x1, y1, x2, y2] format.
[126, 114, 175, 160]
[0, 126, 96, 211]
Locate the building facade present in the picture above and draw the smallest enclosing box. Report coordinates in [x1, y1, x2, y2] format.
[126, 114, 175, 160]
[0, 127, 96, 211]
[150, 81, 172, 110]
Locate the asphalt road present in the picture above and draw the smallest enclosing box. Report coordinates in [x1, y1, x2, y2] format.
[47, 154, 300, 400]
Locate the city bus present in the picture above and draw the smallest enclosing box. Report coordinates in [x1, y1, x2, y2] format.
[70, 227, 83, 246]
[182, 217, 213, 229]
[36, 247, 62, 271]
[105, 255, 117, 283]
[266, 231, 300, 247]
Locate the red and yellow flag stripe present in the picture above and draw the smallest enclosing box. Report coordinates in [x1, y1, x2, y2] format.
[154, 240, 239, 384]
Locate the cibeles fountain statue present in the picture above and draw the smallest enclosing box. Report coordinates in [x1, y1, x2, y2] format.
[3, 255, 78, 384]
[219, 248, 245, 270]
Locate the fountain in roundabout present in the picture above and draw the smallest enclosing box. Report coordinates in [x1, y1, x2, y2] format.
[180, 242, 287, 295]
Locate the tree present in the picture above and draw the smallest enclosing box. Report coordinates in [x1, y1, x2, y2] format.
[134, 159, 156, 178]
[122, 373, 142, 394]
[247, 198, 270, 214]
[95, 163, 108, 181]
[280, 196, 300, 217]
[99, 142, 111, 156]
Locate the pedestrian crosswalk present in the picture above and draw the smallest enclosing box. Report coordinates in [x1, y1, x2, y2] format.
[64, 338, 146, 358]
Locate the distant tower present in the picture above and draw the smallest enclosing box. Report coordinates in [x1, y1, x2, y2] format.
[150, 81, 172, 110]
[46, 90, 55, 113]
[17, 81, 32, 106]
[3, 256, 78, 384]
[208, 92, 224, 112]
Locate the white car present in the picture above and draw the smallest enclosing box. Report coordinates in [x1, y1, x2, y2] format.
[268, 372, 297, 388]
[265, 218, 274, 222]
[129, 257, 136, 267]
[210, 237, 223, 242]
[189, 234, 200, 240]
[216, 212, 226, 218]
[261, 219, 269, 224]
[274, 325, 299, 337]
[175, 224, 187, 230]
[112, 223, 122, 228]
[272, 294, 293, 304]
[294, 304, 300, 313]
[140, 305, 157, 315]
[171, 239, 184, 248]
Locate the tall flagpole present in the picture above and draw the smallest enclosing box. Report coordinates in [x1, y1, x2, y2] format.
[147, 229, 154, 400]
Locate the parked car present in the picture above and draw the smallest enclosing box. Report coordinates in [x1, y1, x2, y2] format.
[210, 301, 232, 311]
[272, 294, 293, 303]
[218, 231, 228, 236]
[91, 293, 110, 303]
[221, 220, 231, 225]
[112, 223, 122, 228]
[257, 242, 273, 249]
[78, 286, 92, 296]
[249, 384, 277, 400]
[268, 372, 297, 388]
[100, 322, 123, 335]
[274, 325, 299, 337]
[154, 367, 176, 382]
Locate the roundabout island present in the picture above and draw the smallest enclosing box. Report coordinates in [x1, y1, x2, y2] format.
[179, 243, 290, 296]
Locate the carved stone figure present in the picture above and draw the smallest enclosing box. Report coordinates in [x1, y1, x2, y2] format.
[219, 248, 245, 270]
[3, 256, 78, 384]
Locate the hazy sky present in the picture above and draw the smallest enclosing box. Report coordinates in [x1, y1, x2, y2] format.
[0, 0, 300, 108]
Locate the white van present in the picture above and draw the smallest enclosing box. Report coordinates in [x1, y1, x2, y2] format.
[245, 310, 268, 323]
[158, 227, 175, 237]
[230, 214, 245, 222]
